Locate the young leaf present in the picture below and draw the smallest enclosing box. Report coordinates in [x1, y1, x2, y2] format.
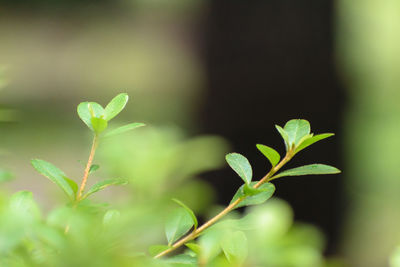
[82, 178, 128, 199]
[283, 119, 311, 146]
[103, 122, 145, 138]
[104, 93, 129, 121]
[172, 198, 198, 230]
[230, 182, 275, 208]
[77, 102, 105, 130]
[271, 164, 341, 180]
[165, 208, 194, 246]
[256, 144, 280, 167]
[91, 117, 108, 134]
[64, 177, 78, 197]
[221, 231, 248, 263]
[149, 245, 171, 257]
[275, 125, 289, 150]
[186, 243, 201, 255]
[225, 153, 252, 184]
[31, 159, 75, 200]
[295, 133, 334, 154]
[89, 164, 100, 173]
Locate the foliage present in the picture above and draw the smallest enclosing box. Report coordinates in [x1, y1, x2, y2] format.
[0, 95, 341, 267]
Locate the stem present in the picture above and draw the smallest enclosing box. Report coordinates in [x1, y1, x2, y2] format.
[77, 134, 99, 200]
[154, 151, 294, 259]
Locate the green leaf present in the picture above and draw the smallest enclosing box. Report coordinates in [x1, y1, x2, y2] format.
[82, 178, 128, 199]
[295, 133, 334, 154]
[103, 209, 121, 226]
[230, 182, 275, 208]
[242, 183, 264, 196]
[104, 93, 129, 121]
[275, 125, 289, 150]
[172, 198, 198, 230]
[103, 122, 145, 138]
[186, 243, 201, 254]
[165, 208, 194, 246]
[9, 191, 41, 220]
[225, 153, 252, 184]
[0, 169, 13, 183]
[221, 231, 248, 263]
[164, 254, 197, 265]
[89, 164, 100, 173]
[256, 144, 280, 167]
[64, 177, 78, 197]
[31, 159, 75, 200]
[91, 117, 108, 134]
[271, 164, 341, 180]
[283, 119, 311, 147]
[148, 245, 171, 257]
[77, 102, 105, 130]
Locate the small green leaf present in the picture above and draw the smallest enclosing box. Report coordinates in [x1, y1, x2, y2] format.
[271, 164, 341, 180]
[64, 177, 78, 197]
[256, 144, 280, 167]
[104, 93, 129, 121]
[77, 102, 104, 131]
[91, 117, 108, 134]
[0, 169, 13, 183]
[283, 119, 311, 147]
[89, 164, 100, 173]
[221, 231, 248, 263]
[103, 122, 145, 138]
[103, 209, 121, 226]
[9, 191, 41, 220]
[31, 159, 75, 200]
[295, 133, 334, 154]
[275, 125, 289, 150]
[225, 153, 252, 184]
[243, 184, 264, 196]
[186, 243, 201, 254]
[82, 178, 128, 199]
[165, 208, 194, 246]
[164, 254, 197, 265]
[148, 245, 171, 257]
[230, 182, 275, 208]
[172, 198, 198, 230]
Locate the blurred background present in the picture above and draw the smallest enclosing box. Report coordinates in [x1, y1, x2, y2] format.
[0, 0, 399, 266]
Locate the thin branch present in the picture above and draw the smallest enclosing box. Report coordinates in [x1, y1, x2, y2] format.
[77, 134, 99, 200]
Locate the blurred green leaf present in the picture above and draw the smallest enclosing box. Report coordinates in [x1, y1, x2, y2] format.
[148, 245, 171, 257]
[165, 208, 194, 246]
[225, 153, 252, 184]
[91, 117, 108, 134]
[103, 209, 121, 226]
[104, 93, 129, 121]
[164, 254, 197, 265]
[172, 198, 198, 230]
[104, 123, 145, 138]
[295, 133, 334, 154]
[89, 164, 100, 173]
[31, 159, 75, 200]
[9, 191, 41, 221]
[230, 182, 275, 208]
[256, 144, 280, 167]
[186, 243, 201, 255]
[283, 119, 311, 146]
[272, 164, 341, 180]
[221, 231, 248, 263]
[0, 169, 13, 183]
[77, 102, 104, 131]
[275, 125, 289, 150]
[82, 178, 128, 199]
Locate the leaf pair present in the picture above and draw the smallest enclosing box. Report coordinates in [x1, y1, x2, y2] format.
[77, 93, 145, 136]
[31, 159, 127, 201]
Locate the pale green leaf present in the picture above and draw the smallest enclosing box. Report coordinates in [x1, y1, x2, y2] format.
[164, 254, 197, 265]
[221, 231, 248, 263]
[31, 159, 75, 200]
[89, 164, 100, 173]
[103, 209, 121, 226]
[256, 144, 280, 167]
[271, 164, 341, 180]
[148, 245, 171, 257]
[82, 178, 128, 199]
[91, 117, 108, 134]
[172, 198, 198, 230]
[275, 125, 289, 150]
[186, 243, 201, 254]
[104, 93, 129, 121]
[165, 208, 194, 246]
[9, 191, 41, 220]
[230, 182, 275, 208]
[77, 102, 104, 130]
[295, 133, 334, 154]
[103, 122, 145, 138]
[225, 153, 252, 184]
[283, 119, 311, 146]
